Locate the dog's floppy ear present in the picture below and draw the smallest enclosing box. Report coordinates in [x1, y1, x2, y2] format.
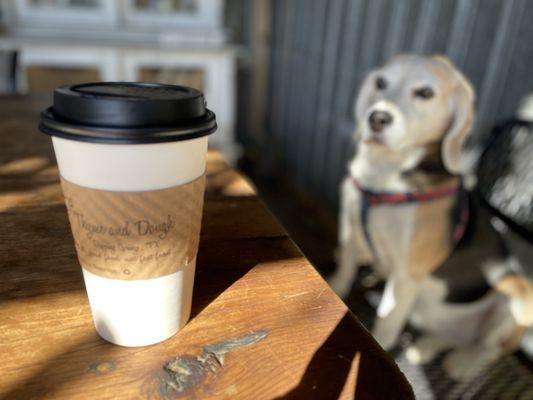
[433, 55, 476, 175]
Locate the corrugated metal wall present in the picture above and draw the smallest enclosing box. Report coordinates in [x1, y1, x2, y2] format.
[264, 0, 533, 209]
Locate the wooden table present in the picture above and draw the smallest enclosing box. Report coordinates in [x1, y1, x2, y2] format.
[0, 96, 413, 400]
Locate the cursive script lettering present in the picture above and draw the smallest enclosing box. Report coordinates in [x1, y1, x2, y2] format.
[93, 240, 115, 252]
[134, 215, 173, 239]
[72, 211, 106, 239]
[108, 222, 131, 237]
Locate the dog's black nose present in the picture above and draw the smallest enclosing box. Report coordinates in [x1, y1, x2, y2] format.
[369, 110, 393, 132]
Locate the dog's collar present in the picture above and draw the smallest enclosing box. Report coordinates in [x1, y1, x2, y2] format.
[351, 176, 469, 244]
[350, 176, 459, 205]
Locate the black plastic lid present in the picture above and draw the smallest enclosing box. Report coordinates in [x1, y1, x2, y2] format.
[39, 82, 217, 144]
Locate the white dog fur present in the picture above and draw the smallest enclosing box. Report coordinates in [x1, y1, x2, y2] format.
[329, 55, 533, 380]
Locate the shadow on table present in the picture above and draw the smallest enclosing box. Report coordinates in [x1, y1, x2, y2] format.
[191, 233, 300, 319]
[0, 118, 58, 198]
[0, 156, 57, 192]
[0, 184, 296, 309]
[0, 330, 120, 400]
[0, 203, 83, 303]
[277, 312, 414, 400]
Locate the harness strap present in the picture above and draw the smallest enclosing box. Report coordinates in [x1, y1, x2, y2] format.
[351, 176, 469, 256]
[453, 186, 469, 244]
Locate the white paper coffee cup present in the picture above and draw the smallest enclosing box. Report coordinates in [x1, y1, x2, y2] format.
[40, 83, 217, 346]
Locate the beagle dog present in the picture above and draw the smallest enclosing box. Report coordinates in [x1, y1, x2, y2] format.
[329, 55, 533, 380]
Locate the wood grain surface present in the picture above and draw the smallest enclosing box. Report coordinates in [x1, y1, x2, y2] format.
[0, 96, 413, 399]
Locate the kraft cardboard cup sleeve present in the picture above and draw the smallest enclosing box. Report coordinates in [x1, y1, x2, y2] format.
[39, 82, 217, 346]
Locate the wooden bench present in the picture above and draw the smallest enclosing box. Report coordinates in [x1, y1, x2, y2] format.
[0, 96, 413, 399]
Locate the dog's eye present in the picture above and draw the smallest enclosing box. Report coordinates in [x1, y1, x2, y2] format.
[375, 77, 387, 90]
[414, 86, 435, 99]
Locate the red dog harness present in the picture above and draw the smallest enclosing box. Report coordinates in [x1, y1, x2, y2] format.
[351, 176, 470, 253]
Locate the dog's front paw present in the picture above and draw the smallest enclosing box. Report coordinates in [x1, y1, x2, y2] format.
[372, 321, 399, 351]
[444, 347, 495, 381]
[405, 336, 449, 365]
[328, 274, 353, 299]
[405, 346, 428, 365]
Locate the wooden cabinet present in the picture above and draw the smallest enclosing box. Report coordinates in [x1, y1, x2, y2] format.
[0, 1, 235, 153]
[17, 45, 119, 92]
[122, 48, 235, 147]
